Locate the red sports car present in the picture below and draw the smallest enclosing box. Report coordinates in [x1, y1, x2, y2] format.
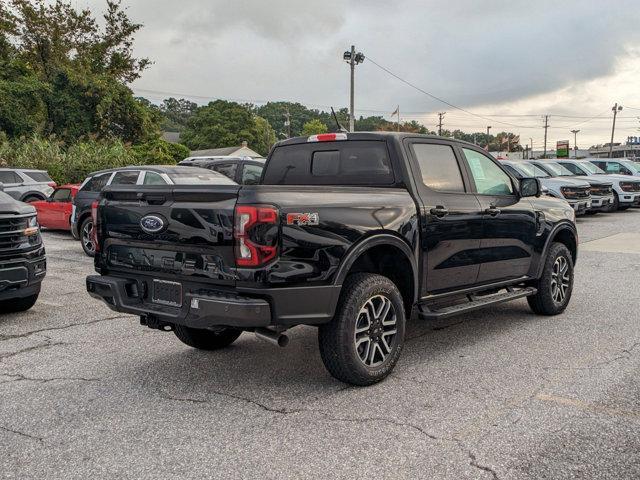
[31, 184, 80, 231]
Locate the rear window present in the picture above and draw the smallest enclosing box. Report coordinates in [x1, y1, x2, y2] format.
[81, 173, 110, 192]
[23, 171, 52, 182]
[167, 171, 237, 185]
[262, 141, 394, 185]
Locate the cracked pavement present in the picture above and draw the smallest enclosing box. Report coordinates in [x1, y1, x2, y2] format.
[1, 210, 640, 479]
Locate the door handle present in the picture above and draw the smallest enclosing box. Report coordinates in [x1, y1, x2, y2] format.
[485, 205, 501, 216]
[429, 205, 449, 217]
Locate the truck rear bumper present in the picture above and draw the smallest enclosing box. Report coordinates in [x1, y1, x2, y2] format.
[86, 275, 341, 329]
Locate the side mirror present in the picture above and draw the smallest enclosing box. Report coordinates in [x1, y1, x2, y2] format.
[520, 177, 541, 197]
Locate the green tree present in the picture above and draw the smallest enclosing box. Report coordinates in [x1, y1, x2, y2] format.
[255, 101, 325, 138]
[0, 0, 158, 143]
[160, 97, 198, 132]
[182, 100, 274, 156]
[302, 119, 328, 136]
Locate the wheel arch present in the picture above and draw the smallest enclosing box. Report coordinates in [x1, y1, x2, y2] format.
[334, 233, 419, 313]
[537, 223, 578, 277]
[19, 191, 46, 202]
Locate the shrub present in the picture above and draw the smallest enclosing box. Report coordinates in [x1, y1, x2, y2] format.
[0, 136, 190, 185]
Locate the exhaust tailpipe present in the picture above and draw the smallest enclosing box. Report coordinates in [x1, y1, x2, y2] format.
[255, 328, 289, 348]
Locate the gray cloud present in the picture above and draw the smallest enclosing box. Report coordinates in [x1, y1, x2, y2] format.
[77, 0, 640, 132]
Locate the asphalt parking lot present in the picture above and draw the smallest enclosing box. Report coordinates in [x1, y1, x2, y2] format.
[1, 210, 639, 479]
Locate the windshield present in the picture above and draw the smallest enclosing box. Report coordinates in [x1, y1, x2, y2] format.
[538, 162, 574, 176]
[517, 162, 550, 178]
[619, 160, 640, 174]
[167, 171, 238, 185]
[579, 162, 605, 174]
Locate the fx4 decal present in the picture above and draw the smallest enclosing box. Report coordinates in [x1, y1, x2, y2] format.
[286, 212, 320, 226]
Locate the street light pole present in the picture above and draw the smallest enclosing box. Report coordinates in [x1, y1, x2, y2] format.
[570, 129, 580, 158]
[343, 46, 365, 133]
[609, 103, 622, 158]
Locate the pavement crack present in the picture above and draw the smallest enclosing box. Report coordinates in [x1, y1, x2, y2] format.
[0, 342, 66, 362]
[159, 392, 300, 415]
[0, 372, 100, 385]
[468, 451, 499, 480]
[0, 315, 127, 342]
[315, 412, 438, 441]
[0, 425, 43, 443]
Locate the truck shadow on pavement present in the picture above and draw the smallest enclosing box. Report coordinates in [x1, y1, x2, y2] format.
[130, 301, 544, 403]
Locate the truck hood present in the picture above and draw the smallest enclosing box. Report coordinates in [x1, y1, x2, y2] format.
[0, 191, 36, 215]
[540, 177, 590, 188]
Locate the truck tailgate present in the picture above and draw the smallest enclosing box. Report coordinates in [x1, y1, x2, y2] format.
[97, 185, 240, 286]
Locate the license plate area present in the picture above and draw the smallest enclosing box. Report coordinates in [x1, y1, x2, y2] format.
[152, 279, 182, 307]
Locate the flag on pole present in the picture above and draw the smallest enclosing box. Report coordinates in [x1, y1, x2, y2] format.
[390, 106, 399, 116]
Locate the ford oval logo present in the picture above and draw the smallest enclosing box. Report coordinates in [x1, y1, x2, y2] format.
[140, 215, 165, 234]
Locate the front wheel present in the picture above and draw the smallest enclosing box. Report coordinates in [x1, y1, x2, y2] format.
[174, 325, 242, 350]
[0, 292, 39, 313]
[318, 273, 406, 386]
[527, 242, 574, 315]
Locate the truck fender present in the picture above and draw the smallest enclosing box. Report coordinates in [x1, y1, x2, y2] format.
[334, 233, 419, 304]
[536, 222, 578, 278]
[19, 190, 46, 202]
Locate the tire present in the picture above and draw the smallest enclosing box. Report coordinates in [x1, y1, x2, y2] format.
[22, 195, 43, 203]
[611, 192, 620, 211]
[0, 291, 39, 313]
[173, 325, 242, 350]
[618, 205, 631, 211]
[318, 273, 406, 386]
[584, 211, 598, 215]
[527, 243, 574, 316]
[80, 217, 96, 257]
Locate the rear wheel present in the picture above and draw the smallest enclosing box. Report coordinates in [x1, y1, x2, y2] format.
[80, 217, 95, 257]
[0, 291, 39, 313]
[527, 243, 574, 315]
[318, 273, 406, 386]
[174, 325, 242, 350]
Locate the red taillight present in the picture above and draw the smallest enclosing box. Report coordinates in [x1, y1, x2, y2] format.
[91, 201, 100, 253]
[307, 133, 348, 142]
[234, 205, 278, 267]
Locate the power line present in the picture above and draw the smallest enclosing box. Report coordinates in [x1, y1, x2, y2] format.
[364, 56, 544, 129]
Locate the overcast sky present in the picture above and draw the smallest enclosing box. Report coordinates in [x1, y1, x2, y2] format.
[77, 0, 640, 148]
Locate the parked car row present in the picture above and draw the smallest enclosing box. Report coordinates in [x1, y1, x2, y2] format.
[499, 158, 640, 214]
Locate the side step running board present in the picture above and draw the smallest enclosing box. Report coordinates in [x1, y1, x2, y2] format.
[418, 287, 537, 320]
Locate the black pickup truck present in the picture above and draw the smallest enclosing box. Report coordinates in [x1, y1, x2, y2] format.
[0, 190, 46, 313]
[87, 133, 578, 385]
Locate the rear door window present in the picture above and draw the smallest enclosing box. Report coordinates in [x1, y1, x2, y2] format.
[263, 141, 393, 185]
[0, 171, 22, 184]
[23, 171, 53, 182]
[142, 172, 168, 185]
[241, 163, 264, 185]
[410, 143, 465, 192]
[211, 163, 238, 180]
[110, 171, 140, 185]
[81, 173, 111, 192]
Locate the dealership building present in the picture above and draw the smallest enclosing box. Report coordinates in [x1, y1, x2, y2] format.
[588, 137, 640, 159]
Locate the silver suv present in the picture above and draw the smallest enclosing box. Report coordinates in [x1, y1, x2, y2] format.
[556, 159, 640, 211]
[0, 168, 55, 202]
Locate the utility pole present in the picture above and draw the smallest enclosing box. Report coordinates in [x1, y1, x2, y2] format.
[343, 46, 365, 132]
[437, 112, 446, 136]
[543, 115, 549, 158]
[529, 137, 533, 158]
[283, 108, 291, 138]
[570, 129, 580, 158]
[609, 103, 623, 158]
[486, 126, 492, 150]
